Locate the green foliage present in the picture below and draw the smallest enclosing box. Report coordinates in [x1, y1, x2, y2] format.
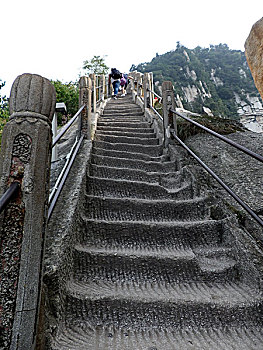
[51, 80, 79, 125]
[83, 55, 109, 75]
[131, 44, 261, 119]
[0, 80, 9, 147]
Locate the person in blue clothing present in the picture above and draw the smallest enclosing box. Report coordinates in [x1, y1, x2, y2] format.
[109, 68, 122, 99]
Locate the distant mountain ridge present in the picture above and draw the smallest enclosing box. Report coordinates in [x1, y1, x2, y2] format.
[131, 43, 263, 119]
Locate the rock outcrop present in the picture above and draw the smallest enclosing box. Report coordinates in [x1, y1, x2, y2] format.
[245, 17, 263, 101]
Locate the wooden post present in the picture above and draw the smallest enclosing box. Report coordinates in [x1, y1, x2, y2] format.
[162, 81, 176, 148]
[0, 73, 56, 349]
[79, 76, 92, 140]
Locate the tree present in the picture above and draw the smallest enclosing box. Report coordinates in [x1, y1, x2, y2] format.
[82, 55, 109, 75]
[0, 79, 9, 147]
[51, 80, 79, 125]
[0, 80, 8, 118]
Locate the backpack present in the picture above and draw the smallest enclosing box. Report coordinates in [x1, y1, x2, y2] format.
[120, 76, 126, 86]
[111, 69, 121, 79]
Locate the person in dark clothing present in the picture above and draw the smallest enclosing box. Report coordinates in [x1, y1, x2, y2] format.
[109, 68, 121, 99]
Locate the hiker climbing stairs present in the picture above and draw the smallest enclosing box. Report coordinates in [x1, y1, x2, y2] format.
[51, 95, 263, 349]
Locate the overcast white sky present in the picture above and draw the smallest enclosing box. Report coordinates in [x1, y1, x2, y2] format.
[1, 0, 262, 96]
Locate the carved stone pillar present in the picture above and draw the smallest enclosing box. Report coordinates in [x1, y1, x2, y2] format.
[149, 72, 154, 107]
[0, 73, 56, 349]
[101, 74, 105, 101]
[89, 73, 96, 114]
[79, 76, 92, 140]
[136, 72, 142, 97]
[143, 73, 151, 110]
[162, 81, 176, 148]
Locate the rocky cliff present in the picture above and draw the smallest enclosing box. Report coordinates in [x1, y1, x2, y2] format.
[131, 44, 263, 120]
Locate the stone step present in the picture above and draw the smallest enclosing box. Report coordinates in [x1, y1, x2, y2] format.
[102, 110, 144, 116]
[86, 176, 194, 200]
[51, 324, 263, 350]
[94, 134, 159, 145]
[96, 126, 155, 133]
[93, 140, 163, 156]
[72, 244, 238, 284]
[64, 276, 262, 330]
[104, 104, 142, 111]
[89, 164, 180, 183]
[85, 195, 213, 222]
[77, 218, 224, 249]
[97, 121, 151, 128]
[92, 146, 165, 161]
[98, 117, 144, 124]
[95, 130, 156, 139]
[90, 154, 177, 172]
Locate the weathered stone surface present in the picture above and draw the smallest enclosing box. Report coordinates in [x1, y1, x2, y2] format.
[245, 17, 263, 100]
[0, 73, 56, 349]
[185, 131, 263, 242]
[46, 93, 263, 350]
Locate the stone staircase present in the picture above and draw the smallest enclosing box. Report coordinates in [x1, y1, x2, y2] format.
[51, 95, 263, 349]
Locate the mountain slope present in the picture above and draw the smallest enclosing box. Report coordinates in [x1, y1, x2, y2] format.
[131, 43, 263, 119]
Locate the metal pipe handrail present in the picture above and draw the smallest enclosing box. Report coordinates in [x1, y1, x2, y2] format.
[147, 88, 162, 101]
[170, 108, 263, 164]
[48, 134, 84, 221]
[150, 105, 163, 121]
[172, 131, 263, 228]
[52, 104, 85, 147]
[0, 182, 20, 214]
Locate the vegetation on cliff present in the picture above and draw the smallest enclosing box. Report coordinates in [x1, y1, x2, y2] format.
[0, 80, 8, 146]
[131, 43, 261, 119]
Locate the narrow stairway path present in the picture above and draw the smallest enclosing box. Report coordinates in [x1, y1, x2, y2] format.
[52, 95, 263, 349]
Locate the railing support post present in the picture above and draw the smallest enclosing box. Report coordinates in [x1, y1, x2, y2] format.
[0, 73, 56, 349]
[101, 74, 105, 101]
[143, 73, 151, 110]
[89, 73, 96, 114]
[136, 72, 142, 97]
[162, 81, 176, 148]
[149, 72, 154, 108]
[79, 76, 92, 140]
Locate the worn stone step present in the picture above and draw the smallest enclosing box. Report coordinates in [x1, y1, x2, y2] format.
[93, 140, 163, 156]
[68, 279, 260, 307]
[98, 118, 144, 125]
[86, 176, 193, 200]
[78, 218, 224, 249]
[90, 154, 176, 172]
[92, 146, 165, 162]
[97, 121, 151, 128]
[96, 125, 154, 133]
[104, 103, 141, 110]
[72, 245, 238, 284]
[102, 110, 144, 116]
[95, 130, 156, 139]
[94, 134, 159, 145]
[51, 324, 263, 350]
[89, 164, 180, 183]
[85, 195, 213, 222]
[64, 278, 262, 330]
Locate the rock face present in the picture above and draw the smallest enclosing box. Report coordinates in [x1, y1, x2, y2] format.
[245, 17, 263, 101]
